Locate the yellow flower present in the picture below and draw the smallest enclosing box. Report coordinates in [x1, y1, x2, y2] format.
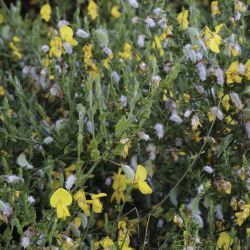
[74, 189, 91, 216]
[82, 44, 99, 77]
[83, 44, 93, 66]
[230, 44, 240, 57]
[177, 9, 189, 30]
[215, 180, 232, 194]
[225, 61, 243, 84]
[183, 93, 190, 103]
[244, 59, 250, 80]
[102, 53, 113, 69]
[211, 1, 221, 16]
[100, 237, 115, 249]
[59, 26, 78, 46]
[50, 188, 72, 220]
[120, 43, 132, 60]
[118, 220, 132, 250]
[222, 94, 230, 111]
[111, 6, 121, 18]
[207, 111, 216, 122]
[225, 115, 235, 125]
[217, 232, 232, 250]
[234, 0, 246, 13]
[191, 115, 202, 131]
[40, 3, 52, 22]
[90, 193, 107, 213]
[0, 14, 4, 25]
[64, 164, 76, 178]
[134, 165, 152, 195]
[9, 43, 22, 60]
[235, 204, 250, 226]
[42, 57, 51, 68]
[111, 168, 128, 203]
[152, 35, 164, 57]
[173, 214, 184, 227]
[0, 86, 5, 97]
[13, 36, 20, 43]
[74, 217, 81, 227]
[102, 58, 110, 69]
[9, 36, 22, 60]
[230, 197, 238, 211]
[204, 25, 223, 53]
[49, 36, 64, 58]
[120, 138, 131, 159]
[118, 231, 131, 250]
[88, 0, 98, 21]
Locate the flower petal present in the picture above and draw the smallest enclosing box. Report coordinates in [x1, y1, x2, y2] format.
[56, 203, 64, 218]
[91, 193, 107, 199]
[135, 165, 147, 182]
[138, 181, 152, 194]
[92, 199, 103, 213]
[50, 188, 72, 207]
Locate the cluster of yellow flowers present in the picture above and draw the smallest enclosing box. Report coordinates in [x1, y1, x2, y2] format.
[82, 44, 99, 78]
[9, 36, 22, 60]
[217, 232, 233, 250]
[50, 165, 153, 218]
[50, 188, 107, 220]
[87, 0, 98, 21]
[214, 180, 232, 194]
[211, 1, 221, 16]
[49, 36, 63, 58]
[40, 1, 99, 22]
[226, 60, 250, 84]
[117, 220, 133, 250]
[60, 25, 78, 46]
[119, 42, 133, 61]
[177, 9, 189, 30]
[203, 24, 223, 53]
[3, 1, 248, 248]
[111, 164, 152, 204]
[49, 25, 78, 58]
[235, 204, 250, 226]
[95, 219, 136, 250]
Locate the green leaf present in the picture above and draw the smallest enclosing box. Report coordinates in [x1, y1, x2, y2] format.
[79, 213, 88, 230]
[91, 149, 100, 161]
[160, 61, 181, 89]
[1, 25, 10, 39]
[16, 153, 33, 169]
[122, 165, 135, 181]
[94, 28, 109, 47]
[115, 116, 128, 137]
[90, 139, 98, 150]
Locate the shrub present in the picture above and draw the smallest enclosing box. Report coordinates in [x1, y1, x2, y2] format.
[0, 0, 250, 249]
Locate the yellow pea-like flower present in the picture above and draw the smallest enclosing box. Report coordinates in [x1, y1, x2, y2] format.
[59, 26, 78, 46]
[217, 232, 232, 249]
[50, 188, 72, 220]
[211, 1, 221, 16]
[111, 6, 121, 18]
[204, 25, 223, 53]
[225, 61, 243, 84]
[90, 193, 107, 213]
[40, 4, 52, 22]
[177, 9, 189, 30]
[134, 165, 152, 194]
[88, 0, 98, 21]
